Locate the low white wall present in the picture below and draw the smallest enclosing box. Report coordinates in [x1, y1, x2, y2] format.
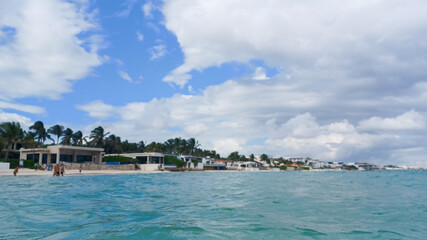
[0, 162, 10, 170]
[139, 164, 160, 171]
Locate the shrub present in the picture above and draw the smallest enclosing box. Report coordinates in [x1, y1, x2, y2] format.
[102, 156, 137, 164]
[2, 159, 35, 169]
[165, 156, 185, 168]
[301, 167, 310, 170]
[279, 166, 287, 170]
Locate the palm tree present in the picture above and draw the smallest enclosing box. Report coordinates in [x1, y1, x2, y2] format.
[105, 134, 122, 154]
[89, 126, 109, 148]
[61, 128, 73, 145]
[71, 131, 86, 146]
[137, 141, 146, 152]
[187, 138, 200, 155]
[23, 132, 40, 162]
[0, 122, 24, 162]
[29, 121, 49, 143]
[48, 124, 64, 145]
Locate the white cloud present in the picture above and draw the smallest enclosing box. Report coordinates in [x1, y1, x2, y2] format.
[161, 0, 427, 88]
[0, 111, 33, 129]
[150, 44, 167, 60]
[76, 71, 427, 166]
[252, 67, 269, 81]
[358, 110, 425, 131]
[72, 0, 427, 167]
[118, 70, 133, 83]
[117, 0, 137, 17]
[0, 101, 45, 114]
[0, 0, 103, 100]
[76, 100, 115, 119]
[136, 31, 144, 41]
[142, 2, 154, 18]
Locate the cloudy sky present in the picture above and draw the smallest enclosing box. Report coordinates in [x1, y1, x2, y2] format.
[1, 0, 427, 166]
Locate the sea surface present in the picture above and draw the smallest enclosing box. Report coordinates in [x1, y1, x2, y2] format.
[0, 171, 426, 239]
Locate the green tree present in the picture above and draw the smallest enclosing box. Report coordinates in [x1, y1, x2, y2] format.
[29, 121, 49, 143]
[249, 154, 255, 161]
[71, 131, 85, 146]
[61, 128, 73, 145]
[89, 126, 109, 148]
[48, 124, 64, 144]
[145, 141, 163, 152]
[122, 140, 138, 153]
[137, 141, 146, 152]
[105, 134, 122, 154]
[239, 155, 248, 161]
[187, 138, 200, 155]
[227, 151, 240, 161]
[260, 153, 270, 164]
[23, 131, 40, 162]
[0, 122, 24, 162]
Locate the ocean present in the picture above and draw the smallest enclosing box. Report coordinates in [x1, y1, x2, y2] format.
[0, 171, 426, 239]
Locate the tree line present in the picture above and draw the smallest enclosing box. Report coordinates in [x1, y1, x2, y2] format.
[0, 121, 221, 161]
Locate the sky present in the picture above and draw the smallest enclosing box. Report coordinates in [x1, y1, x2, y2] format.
[1, 0, 427, 166]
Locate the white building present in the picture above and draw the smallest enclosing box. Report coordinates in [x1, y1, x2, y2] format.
[20, 145, 104, 165]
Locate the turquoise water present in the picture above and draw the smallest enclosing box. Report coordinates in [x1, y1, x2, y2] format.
[0, 171, 426, 239]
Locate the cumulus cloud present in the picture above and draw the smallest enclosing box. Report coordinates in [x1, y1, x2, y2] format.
[252, 67, 269, 81]
[76, 75, 427, 166]
[0, 111, 33, 129]
[74, 0, 427, 167]
[161, 0, 427, 88]
[0, 0, 102, 101]
[358, 110, 425, 131]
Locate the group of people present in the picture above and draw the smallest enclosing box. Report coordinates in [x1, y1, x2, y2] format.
[12, 164, 65, 176]
[53, 164, 65, 176]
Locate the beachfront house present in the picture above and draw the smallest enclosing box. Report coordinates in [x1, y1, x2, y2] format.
[176, 155, 204, 170]
[105, 152, 165, 171]
[19, 145, 104, 165]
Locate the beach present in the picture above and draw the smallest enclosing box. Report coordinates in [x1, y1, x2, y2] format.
[0, 168, 163, 177]
[0, 168, 247, 177]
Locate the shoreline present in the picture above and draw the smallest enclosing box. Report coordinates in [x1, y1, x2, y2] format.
[1, 168, 422, 177]
[0, 168, 248, 177]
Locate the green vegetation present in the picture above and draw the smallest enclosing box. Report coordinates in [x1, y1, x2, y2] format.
[0, 120, 220, 162]
[279, 166, 287, 170]
[102, 156, 137, 164]
[0, 158, 35, 169]
[191, 159, 198, 168]
[0, 122, 24, 162]
[164, 156, 185, 168]
[260, 154, 270, 164]
[301, 167, 310, 170]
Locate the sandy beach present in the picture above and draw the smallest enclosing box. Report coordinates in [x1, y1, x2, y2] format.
[0, 168, 246, 177]
[0, 168, 164, 177]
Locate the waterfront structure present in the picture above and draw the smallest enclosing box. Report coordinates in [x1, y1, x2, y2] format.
[19, 145, 104, 165]
[113, 152, 165, 164]
[105, 152, 165, 171]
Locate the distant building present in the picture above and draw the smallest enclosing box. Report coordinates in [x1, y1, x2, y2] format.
[20, 145, 104, 165]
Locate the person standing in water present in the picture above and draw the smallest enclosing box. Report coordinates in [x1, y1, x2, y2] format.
[53, 165, 59, 176]
[60, 165, 65, 176]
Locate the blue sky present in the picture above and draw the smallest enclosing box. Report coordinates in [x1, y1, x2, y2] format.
[1, 0, 427, 166]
